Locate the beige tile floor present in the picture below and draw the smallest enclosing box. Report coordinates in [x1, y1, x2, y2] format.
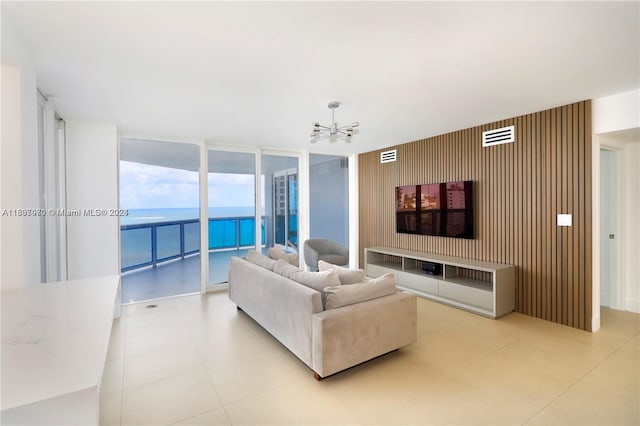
[101, 293, 640, 426]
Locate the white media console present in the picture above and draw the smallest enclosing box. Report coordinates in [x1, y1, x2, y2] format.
[365, 247, 515, 318]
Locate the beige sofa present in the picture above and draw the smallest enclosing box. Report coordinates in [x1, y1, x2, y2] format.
[228, 254, 417, 379]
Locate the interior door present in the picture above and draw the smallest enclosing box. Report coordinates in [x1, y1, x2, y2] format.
[600, 149, 616, 307]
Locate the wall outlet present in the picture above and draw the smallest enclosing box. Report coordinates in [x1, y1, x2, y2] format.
[557, 214, 572, 227]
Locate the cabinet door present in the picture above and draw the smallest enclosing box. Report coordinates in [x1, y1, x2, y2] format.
[367, 264, 392, 278]
[398, 271, 438, 295]
[438, 280, 493, 310]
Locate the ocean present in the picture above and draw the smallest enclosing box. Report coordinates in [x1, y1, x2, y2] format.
[121, 207, 259, 225]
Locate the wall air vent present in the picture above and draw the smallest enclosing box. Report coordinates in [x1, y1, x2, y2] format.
[482, 125, 515, 147]
[380, 149, 397, 164]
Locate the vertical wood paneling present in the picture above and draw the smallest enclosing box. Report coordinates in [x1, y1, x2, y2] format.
[359, 101, 593, 331]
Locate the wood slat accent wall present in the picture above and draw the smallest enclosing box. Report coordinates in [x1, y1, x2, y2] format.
[359, 101, 592, 330]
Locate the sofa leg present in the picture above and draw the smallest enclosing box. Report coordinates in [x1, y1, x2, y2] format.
[314, 372, 323, 381]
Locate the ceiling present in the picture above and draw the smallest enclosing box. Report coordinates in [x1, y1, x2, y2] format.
[3, 1, 639, 155]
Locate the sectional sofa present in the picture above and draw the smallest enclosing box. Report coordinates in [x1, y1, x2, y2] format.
[228, 251, 417, 379]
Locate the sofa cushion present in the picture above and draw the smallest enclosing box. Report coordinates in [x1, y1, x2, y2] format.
[318, 260, 365, 285]
[324, 273, 396, 310]
[287, 252, 299, 266]
[267, 246, 288, 261]
[290, 269, 341, 294]
[273, 259, 302, 279]
[268, 246, 299, 266]
[245, 250, 276, 271]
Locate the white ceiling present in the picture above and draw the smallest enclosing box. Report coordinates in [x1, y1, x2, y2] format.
[3, 1, 639, 155]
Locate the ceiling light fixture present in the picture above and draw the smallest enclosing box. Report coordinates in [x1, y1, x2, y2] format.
[310, 101, 359, 143]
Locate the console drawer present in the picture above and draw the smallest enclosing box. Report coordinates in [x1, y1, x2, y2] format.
[366, 264, 393, 278]
[438, 280, 492, 310]
[397, 271, 438, 295]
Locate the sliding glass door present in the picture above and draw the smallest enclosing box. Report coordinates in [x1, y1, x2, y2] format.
[119, 138, 201, 303]
[261, 154, 299, 260]
[207, 150, 256, 285]
[120, 143, 352, 296]
[273, 170, 298, 248]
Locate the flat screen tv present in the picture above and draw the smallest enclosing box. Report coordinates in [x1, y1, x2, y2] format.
[396, 180, 474, 239]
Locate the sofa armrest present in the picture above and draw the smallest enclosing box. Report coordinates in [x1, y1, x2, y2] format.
[229, 256, 323, 367]
[311, 292, 417, 378]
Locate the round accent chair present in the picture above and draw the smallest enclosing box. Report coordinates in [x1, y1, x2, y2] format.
[303, 238, 349, 271]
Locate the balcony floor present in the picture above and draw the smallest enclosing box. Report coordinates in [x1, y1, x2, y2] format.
[121, 249, 251, 303]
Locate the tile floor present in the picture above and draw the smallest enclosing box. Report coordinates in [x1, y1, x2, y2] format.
[100, 293, 640, 425]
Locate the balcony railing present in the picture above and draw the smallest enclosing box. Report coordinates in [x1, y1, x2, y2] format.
[121, 216, 264, 273]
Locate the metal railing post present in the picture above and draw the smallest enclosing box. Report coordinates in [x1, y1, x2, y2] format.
[151, 224, 157, 268]
[236, 218, 240, 250]
[180, 222, 185, 259]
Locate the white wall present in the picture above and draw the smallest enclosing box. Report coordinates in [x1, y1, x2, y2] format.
[65, 121, 119, 279]
[1, 64, 24, 291]
[592, 89, 640, 134]
[309, 156, 349, 248]
[1, 14, 40, 290]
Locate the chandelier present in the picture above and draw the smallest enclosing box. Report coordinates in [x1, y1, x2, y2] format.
[310, 101, 359, 143]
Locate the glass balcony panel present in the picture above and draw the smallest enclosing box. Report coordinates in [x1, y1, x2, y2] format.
[157, 224, 181, 260]
[184, 221, 200, 253]
[209, 218, 236, 249]
[121, 227, 152, 269]
[239, 217, 255, 246]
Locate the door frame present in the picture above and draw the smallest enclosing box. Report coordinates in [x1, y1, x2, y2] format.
[204, 143, 260, 292]
[592, 135, 626, 331]
[261, 149, 308, 267]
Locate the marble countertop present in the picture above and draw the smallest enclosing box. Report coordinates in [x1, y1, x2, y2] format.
[1, 276, 119, 411]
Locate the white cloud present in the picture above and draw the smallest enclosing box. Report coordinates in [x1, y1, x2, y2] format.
[120, 162, 264, 210]
[120, 161, 199, 209]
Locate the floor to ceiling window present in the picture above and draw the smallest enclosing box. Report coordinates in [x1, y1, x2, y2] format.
[309, 154, 349, 261]
[207, 150, 257, 285]
[261, 154, 300, 260]
[119, 142, 352, 297]
[119, 138, 201, 303]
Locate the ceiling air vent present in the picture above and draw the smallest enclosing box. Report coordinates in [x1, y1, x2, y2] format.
[380, 149, 397, 164]
[482, 125, 515, 147]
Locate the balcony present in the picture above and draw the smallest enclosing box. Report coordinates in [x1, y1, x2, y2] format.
[121, 216, 263, 303]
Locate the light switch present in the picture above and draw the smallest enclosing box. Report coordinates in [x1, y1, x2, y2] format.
[557, 214, 572, 227]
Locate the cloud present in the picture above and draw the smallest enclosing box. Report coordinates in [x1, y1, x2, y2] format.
[120, 161, 199, 209]
[120, 162, 265, 209]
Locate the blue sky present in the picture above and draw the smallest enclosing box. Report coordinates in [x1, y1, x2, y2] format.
[120, 161, 259, 209]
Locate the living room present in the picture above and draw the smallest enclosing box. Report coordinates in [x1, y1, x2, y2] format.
[2, 2, 639, 425]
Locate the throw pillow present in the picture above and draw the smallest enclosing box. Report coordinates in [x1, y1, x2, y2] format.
[287, 252, 299, 266]
[290, 269, 341, 294]
[245, 250, 276, 271]
[268, 246, 299, 266]
[324, 273, 396, 310]
[273, 259, 301, 279]
[267, 246, 288, 261]
[318, 260, 366, 285]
